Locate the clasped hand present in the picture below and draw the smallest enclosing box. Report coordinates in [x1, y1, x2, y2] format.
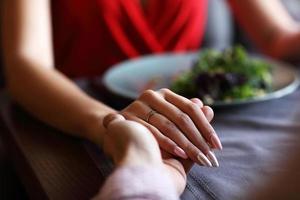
[118, 88, 222, 167]
[101, 89, 222, 194]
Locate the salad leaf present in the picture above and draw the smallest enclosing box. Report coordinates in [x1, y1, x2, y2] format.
[170, 46, 272, 104]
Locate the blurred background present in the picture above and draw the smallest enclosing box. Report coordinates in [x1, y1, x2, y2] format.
[0, 0, 300, 199]
[202, 0, 300, 52]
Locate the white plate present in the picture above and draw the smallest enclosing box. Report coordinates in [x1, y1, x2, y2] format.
[103, 52, 300, 107]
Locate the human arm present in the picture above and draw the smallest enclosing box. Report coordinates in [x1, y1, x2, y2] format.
[228, 0, 300, 61]
[2, 0, 221, 166]
[2, 0, 115, 146]
[121, 89, 220, 167]
[95, 113, 189, 199]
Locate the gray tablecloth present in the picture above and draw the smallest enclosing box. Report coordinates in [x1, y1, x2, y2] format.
[182, 88, 300, 200]
[86, 88, 300, 200]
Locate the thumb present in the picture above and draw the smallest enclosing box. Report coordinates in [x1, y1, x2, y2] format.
[103, 113, 125, 128]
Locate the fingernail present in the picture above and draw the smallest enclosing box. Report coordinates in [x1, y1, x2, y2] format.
[174, 146, 188, 159]
[197, 152, 212, 167]
[207, 151, 219, 167]
[210, 134, 223, 150]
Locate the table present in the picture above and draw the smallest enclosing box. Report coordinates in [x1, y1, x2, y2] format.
[1, 80, 300, 200]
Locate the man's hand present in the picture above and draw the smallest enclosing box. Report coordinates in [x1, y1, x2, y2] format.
[102, 113, 189, 194]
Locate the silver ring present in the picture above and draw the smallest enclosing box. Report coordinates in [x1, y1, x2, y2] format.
[145, 110, 157, 123]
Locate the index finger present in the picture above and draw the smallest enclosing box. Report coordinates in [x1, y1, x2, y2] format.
[161, 89, 222, 150]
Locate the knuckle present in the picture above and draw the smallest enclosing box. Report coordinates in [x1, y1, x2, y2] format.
[204, 106, 214, 118]
[197, 99, 204, 107]
[123, 100, 143, 115]
[186, 102, 199, 115]
[191, 98, 203, 107]
[163, 120, 178, 134]
[206, 128, 216, 138]
[159, 88, 171, 95]
[146, 125, 159, 137]
[139, 89, 156, 100]
[176, 112, 192, 127]
[195, 98, 203, 103]
[192, 97, 203, 103]
[182, 140, 191, 149]
[131, 100, 143, 109]
[160, 137, 170, 146]
[161, 137, 176, 150]
[203, 123, 215, 136]
[184, 143, 197, 154]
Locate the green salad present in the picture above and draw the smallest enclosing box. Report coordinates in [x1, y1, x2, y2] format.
[170, 46, 273, 104]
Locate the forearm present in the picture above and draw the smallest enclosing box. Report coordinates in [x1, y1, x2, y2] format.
[6, 57, 115, 145]
[228, 0, 300, 60]
[2, 0, 116, 145]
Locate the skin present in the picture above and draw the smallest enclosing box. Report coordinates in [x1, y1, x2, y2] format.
[2, 0, 221, 169]
[102, 110, 213, 194]
[228, 0, 300, 61]
[102, 113, 188, 194]
[3, 0, 300, 195]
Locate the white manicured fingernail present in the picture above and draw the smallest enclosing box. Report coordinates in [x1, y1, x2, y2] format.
[174, 146, 188, 159]
[197, 152, 212, 167]
[207, 151, 219, 167]
[210, 134, 223, 150]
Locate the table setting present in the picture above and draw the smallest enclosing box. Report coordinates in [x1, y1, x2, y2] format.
[1, 47, 300, 199]
[91, 47, 300, 199]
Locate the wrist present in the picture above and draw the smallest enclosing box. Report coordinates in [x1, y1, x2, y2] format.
[83, 109, 117, 147]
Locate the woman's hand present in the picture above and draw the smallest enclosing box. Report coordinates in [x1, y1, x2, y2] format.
[120, 88, 222, 167]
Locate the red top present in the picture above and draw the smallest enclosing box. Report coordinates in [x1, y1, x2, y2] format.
[51, 0, 208, 78]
